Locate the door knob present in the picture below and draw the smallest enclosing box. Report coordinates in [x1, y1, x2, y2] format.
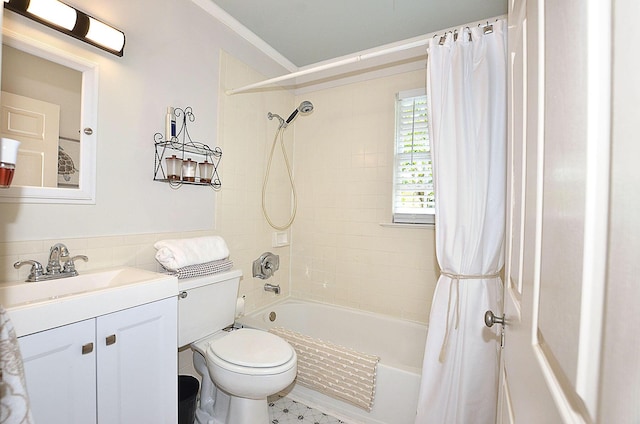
[484, 310, 505, 327]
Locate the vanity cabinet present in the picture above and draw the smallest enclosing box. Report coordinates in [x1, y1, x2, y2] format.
[18, 297, 177, 424]
[18, 318, 96, 422]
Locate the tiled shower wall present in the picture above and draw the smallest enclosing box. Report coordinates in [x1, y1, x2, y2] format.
[291, 70, 439, 323]
[217, 50, 296, 312]
[217, 54, 440, 324]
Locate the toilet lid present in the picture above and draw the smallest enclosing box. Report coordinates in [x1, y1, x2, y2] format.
[208, 328, 294, 368]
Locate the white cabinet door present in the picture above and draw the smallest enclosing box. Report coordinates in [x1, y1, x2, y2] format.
[96, 297, 178, 424]
[19, 318, 97, 424]
[19, 298, 178, 424]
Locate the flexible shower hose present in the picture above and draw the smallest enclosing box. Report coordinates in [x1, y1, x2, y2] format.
[262, 125, 297, 230]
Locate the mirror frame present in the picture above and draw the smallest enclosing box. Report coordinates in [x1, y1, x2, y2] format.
[0, 27, 98, 204]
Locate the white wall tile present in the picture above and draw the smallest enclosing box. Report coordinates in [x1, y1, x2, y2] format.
[291, 69, 437, 323]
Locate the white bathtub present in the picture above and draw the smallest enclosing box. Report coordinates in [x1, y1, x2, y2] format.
[237, 298, 427, 424]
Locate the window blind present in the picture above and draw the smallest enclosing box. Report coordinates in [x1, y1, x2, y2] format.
[393, 90, 434, 224]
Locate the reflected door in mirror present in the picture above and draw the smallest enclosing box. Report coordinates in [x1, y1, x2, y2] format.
[1, 91, 60, 187]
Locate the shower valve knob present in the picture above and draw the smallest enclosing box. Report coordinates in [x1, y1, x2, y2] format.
[253, 252, 279, 279]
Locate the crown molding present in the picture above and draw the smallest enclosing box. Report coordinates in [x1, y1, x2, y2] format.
[191, 0, 298, 73]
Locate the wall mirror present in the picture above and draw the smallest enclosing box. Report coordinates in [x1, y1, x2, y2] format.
[0, 28, 97, 204]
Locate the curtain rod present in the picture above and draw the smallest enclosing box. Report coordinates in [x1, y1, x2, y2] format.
[225, 15, 506, 95]
[225, 38, 428, 95]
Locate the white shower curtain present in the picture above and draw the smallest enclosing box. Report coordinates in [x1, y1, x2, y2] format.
[415, 20, 507, 424]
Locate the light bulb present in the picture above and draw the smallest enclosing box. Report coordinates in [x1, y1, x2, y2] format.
[27, 0, 76, 30]
[86, 17, 125, 53]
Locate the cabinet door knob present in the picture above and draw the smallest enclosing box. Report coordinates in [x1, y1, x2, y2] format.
[106, 334, 117, 346]
[82, 342, 94, 355]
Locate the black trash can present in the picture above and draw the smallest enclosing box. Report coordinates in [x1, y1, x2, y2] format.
[178, 375, 199, 424]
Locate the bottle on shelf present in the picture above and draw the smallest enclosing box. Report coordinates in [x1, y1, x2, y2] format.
[165, 107, 176, 141]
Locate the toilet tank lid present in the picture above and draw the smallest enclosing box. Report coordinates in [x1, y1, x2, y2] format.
[177, 269, 242, 291]
[208, 328, 295, 368]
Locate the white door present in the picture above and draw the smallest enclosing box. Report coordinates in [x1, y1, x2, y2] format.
[19, 319, 97, 424]
[96, 298, 178, 424]
[498, 0, 611, 422]
[1, 90, 60, 187]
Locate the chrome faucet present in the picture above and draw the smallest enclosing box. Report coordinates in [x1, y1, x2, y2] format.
[264, 283, 281, 295]
[47, 243, 70, 274]
[14, 243, 88, 282]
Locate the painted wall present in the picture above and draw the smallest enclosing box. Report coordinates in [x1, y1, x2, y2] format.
[0, 0, 292, 303]
[0, 0, 288, 243]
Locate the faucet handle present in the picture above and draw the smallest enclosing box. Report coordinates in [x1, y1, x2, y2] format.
[63, 255, 88, 275]
[14, 260, 44, 282]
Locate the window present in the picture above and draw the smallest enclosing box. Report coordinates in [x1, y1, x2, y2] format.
[393, 89, 435, 224]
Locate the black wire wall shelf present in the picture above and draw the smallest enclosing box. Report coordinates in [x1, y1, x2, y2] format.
[153, 107, 222, 189]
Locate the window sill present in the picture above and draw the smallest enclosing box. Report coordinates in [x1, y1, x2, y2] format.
[379, 222, 435, 229]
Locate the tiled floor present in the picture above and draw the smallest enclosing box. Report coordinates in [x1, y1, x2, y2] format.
[268, 394, 345, 424]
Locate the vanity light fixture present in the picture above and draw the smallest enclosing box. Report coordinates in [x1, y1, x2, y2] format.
[3, 0, 125, 57]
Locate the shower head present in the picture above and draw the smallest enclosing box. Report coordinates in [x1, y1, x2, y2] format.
[284, 101, 314, 127]
[298, 101, 314, 114]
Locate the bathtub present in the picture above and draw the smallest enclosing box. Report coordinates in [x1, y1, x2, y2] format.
[237, 298, 427, 424]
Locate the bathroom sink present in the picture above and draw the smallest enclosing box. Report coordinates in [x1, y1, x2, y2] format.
[0, 267, 178, 337]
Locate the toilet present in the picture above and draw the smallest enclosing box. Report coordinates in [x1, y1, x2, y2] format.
[178, 269, 297, 424]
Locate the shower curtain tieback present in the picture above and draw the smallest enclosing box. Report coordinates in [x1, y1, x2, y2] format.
[438, 271, 501, 361]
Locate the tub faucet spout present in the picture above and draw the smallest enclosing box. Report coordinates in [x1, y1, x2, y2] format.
[264, 283, 280, 295]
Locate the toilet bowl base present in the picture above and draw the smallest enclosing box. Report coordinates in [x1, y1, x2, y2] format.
[195, 388, 270, 424]
[225, 395, 269, 424]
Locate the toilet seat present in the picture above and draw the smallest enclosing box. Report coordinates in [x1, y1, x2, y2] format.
[209, 328, 294, 367]
[206, 328, 296, 376]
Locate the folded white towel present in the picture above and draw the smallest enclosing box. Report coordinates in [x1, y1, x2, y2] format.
[154, 236, 229, 271]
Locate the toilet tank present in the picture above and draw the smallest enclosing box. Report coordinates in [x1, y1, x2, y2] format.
[177, 269, 242, 348]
